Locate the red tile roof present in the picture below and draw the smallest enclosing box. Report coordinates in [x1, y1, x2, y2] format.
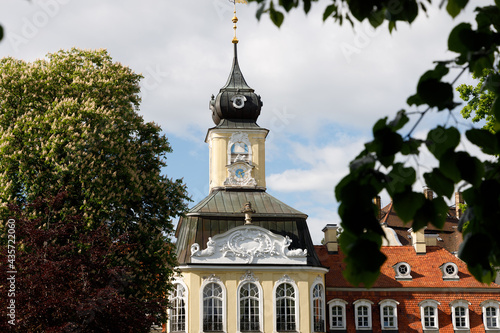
[316, 245, 500, 289]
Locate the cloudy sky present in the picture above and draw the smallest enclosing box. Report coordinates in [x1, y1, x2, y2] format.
[0, 0, 484, 243]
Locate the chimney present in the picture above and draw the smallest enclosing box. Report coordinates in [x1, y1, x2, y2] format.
[411, 227, 426, 254]
[322, 224, 338, 254]
[411, 187, 433, 254]
[455, 191, 464, 219]
[373, 196, 382, 220]
[424, 187, 434, 200]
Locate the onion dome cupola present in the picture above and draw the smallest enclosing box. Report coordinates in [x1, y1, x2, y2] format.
[209, 21, 262, 125]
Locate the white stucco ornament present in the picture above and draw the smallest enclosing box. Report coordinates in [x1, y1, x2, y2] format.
[190, 225, 307, 264]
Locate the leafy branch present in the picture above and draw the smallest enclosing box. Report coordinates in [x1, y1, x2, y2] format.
[249, 0, 500, 286]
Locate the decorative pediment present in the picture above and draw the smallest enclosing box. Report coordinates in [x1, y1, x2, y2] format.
[190, 225, 307, 265]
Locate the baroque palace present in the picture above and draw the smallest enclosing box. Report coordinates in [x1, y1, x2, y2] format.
[165, 7, 500, 333]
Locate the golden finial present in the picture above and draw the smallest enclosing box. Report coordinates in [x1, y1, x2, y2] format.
[230, 0, 248, 44]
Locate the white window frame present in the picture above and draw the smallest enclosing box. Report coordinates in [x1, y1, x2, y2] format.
[273, 275, 299, 332]
[328, 299, 348, 330]
[481, 300, 500, 330]
[200, 275, 226, 333]
[237, 272, 263, 333]
[379, 299, 399, 330]
[169, 278, 188, 333]
[440, 262, 459, 280]
[354, 299, 373, 330]
[310, 277, 326, 333]
[450, 300, 471, 330]
[419, 300, 440, 330]
[393, 262, 412, 280]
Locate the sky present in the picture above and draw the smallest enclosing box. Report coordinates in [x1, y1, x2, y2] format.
[0, 0, 486, 244]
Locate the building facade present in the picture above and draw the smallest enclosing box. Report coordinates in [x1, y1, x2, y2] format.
[167, 15, 500, 333]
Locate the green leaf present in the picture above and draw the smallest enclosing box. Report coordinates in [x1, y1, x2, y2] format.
[417, 79, 454, 110]
[303, 0, 312, 14]
[393, 190, 426, 223]
[279, 0, 295, 12]
[339, 230, 387, 287]
[323, 4, 336, 21]
[423, 169, 455, 198]
[446, 0, 469, 18]
[455, 151, 484, 186]
[269, 2, 285, 27]
[388, 110, 409, 130]
[256, 2, 266, 20]
[401, 138, 423, 155]
[448, 23, 473, 54]
[439, 151, 462, 183]
[387, 165, 416, 196]
[465, 128, 499, 155]
[493, 97, 500, 122]
[426, 126, 460, 159]
[458, 232, 495, 283]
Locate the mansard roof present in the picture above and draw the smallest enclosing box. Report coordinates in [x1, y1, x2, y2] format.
[175, 189, 322, 267]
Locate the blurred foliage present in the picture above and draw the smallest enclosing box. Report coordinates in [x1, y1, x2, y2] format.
[249, 0, 500, 287]
[0, 48, 190, 328]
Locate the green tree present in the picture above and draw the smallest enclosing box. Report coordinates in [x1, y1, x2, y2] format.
[249, 0, 500, 286]
[457, 69, 498, 133]
[0, 48, 190, 329]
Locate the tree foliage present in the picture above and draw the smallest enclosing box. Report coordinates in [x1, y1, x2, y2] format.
[0, 192, 164, 332]
[249, 0, 500, 286]
[457, 69, 498, 133]
[0, 48, 190, 328]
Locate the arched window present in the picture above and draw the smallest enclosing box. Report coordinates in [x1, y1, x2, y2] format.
[311, 280, 325, 332]
[379, 299, 399, 330]
[419, 300, 440, 330]
[170, 282, 187, 332]
[354, 299, 373, 330]
[328, 299, 348, 330]
[450, 300, 471, 330]
[238, 281, 262, 332]
[481, 300, 500, 330]
[201, 276, 226, 332]
[274, 275, 299, 332]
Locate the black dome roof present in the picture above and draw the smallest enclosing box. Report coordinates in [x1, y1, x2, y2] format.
[210, 44, 263, 125]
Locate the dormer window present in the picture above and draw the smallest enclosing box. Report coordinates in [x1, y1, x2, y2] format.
[440, 262, 459, 280]
[393, 262, 412, 280]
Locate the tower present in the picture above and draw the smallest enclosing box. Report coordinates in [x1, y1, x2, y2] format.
[171, 4, 327, 332]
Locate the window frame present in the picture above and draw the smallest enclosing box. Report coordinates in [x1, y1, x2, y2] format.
[353, 299, 374, 330]
[419, 299, 440, 330]
[481, 300, 500, 330]
[328, 299, 348, 330]
[200, 275, 226, 333]
[273, 275, 300, 333]
[450, 300, 471, 330]
[310, 278, 326, 333]
[237, 272, 263, 333]
[379, 299, 399, 330]
[169, 279, 188, 333]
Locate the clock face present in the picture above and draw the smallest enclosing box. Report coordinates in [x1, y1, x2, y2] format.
[235, 168, 245, 179]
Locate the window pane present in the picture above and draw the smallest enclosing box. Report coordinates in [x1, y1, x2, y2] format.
[331, 305, 344, 327]
[203, 283, 224, 331]
[240, 283, 260, 332]
[170, 284, 186, 332]
[276, 283, 296, 331]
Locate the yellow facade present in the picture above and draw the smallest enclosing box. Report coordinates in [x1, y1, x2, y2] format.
[175, 267, 327, 333]
[206, 128, 268, 192]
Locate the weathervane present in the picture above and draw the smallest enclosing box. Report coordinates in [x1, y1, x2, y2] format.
[229, 0, 248, 44]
